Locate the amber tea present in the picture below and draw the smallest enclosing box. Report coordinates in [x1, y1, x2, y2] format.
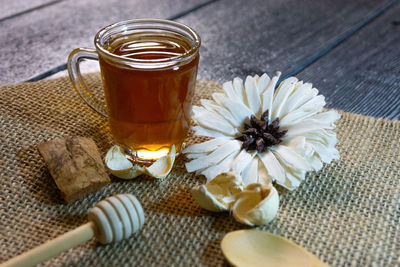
[68, 19, 200, 163]
[99, 32, 199, 161]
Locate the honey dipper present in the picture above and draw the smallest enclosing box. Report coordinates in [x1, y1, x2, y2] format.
[1, 194, 145, 267]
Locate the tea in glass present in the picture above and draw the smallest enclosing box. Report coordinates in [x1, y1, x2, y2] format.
[100, 32, 199, 161]
[67, 19, 201, 163]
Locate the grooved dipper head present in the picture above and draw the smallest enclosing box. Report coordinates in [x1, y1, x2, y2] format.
[88, 194, 145, 244]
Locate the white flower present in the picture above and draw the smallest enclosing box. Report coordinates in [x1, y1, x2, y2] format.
[183, 72, 340, 190]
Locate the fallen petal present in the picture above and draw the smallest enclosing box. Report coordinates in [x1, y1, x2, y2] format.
[191, 172, 244, 212]
[105, 145, 145, 179]
[232, 184, 279, 226]
[145, 145, 176, 179]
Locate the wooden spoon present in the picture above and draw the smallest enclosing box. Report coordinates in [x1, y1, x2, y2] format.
[221, 230, 329, 267]
[1, 194, 145, 267]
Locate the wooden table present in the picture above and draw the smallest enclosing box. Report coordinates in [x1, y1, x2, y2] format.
[1, 0, 399, 119]
[1, 1, 399, 266]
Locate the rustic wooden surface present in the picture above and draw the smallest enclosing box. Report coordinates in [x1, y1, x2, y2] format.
[0, 0, 212, 84]
[297, 3, 400, 119]
[0, 0, 399, 117]
[0, 0, 59, 21]
[0, 1, 399, 265]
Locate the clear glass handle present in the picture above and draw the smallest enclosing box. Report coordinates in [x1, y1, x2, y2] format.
[67, 48, 107, 117]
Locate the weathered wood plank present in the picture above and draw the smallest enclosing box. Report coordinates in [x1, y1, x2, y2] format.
[42, 0, 397, 120]
[0, 0, 212, 85]
[0, 0, 59, 21]
[297, 3, 400, 119]
[176, 0, 388, 83]
[48, 1, 392, 83]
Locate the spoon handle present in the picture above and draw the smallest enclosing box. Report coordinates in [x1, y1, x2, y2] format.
[1, 222, 95, 267]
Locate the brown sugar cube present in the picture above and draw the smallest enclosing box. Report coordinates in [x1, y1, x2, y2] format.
[38, 136, 110, 202]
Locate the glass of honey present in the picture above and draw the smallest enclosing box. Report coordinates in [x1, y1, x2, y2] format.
[68, 19, 201, 163]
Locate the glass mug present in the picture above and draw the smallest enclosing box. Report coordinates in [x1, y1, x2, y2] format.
[68, 19, 201, 163]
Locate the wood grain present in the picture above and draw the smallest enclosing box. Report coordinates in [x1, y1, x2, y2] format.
[0, 0, 61, 22]
[46, 0, 398, 120]
[2, 0, 398, 119]
[0, 0, 211, 85]
[177, 0, 388, 83]
[297, 3, 400, 119]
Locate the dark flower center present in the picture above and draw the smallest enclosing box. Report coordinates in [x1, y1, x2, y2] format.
[235, 110, 287, 153]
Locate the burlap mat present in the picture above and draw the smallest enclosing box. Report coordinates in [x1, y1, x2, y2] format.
[0, 73, 399, 266]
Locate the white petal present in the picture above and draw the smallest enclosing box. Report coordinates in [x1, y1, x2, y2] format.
[221, 97, 253, 125]
[183, 137, 230, 154]
[256, 73, 270, 94]
[192, 105, 205, 116]
[222, 81, 242, 102]
[233, 77, 246, 104]
[279, 95, 326, 127]
[195, 111, 236, 135]
[280, 110, 315, 128]
[304, 129, 338, 147]
[185, 140, 241, 172]
[281, 165, 307, 190]
[284, 171, 303, 189]
[245, 76, 262, 115]
[261, 71, 281, 95]
[201, 99, 241, 127]
[271, 77, 298, 119]
[282, 136, 309, 155]
[275, 80, 304, 118]
[280, 106, 322, 128]
[191, 105, 208, 117]
[271, 145, 313, 171]
[285, 128, 337, 148]
[283, 83, 315, 113]
[199, 98, 214, 107]
[298, 94, 326, 110]
[284, 138, 320, 170]
[212, 92, 226, 106]
[200, 150, 240, 182]
[231, 150, 256, 175]
[258, 151, 286, 185]
[186, 153, 204, 159]
[306, 154, 324, 171]
[285, 110, 340, 137]
[309, 140, 339, 163]
[192, 125, 228, 138]
[261, 72, 281, 119]
[241, 157, 258, 185]
[257, 160, 272, 185]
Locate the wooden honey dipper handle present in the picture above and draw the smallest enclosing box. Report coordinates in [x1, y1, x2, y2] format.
[1, 194, 145, 267]
[2, 222, 96, 267]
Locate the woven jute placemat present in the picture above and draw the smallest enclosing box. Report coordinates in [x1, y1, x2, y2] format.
[0, 73, 399, 266]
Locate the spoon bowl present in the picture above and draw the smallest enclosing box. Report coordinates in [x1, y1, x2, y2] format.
[221, 230, 329, 267]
